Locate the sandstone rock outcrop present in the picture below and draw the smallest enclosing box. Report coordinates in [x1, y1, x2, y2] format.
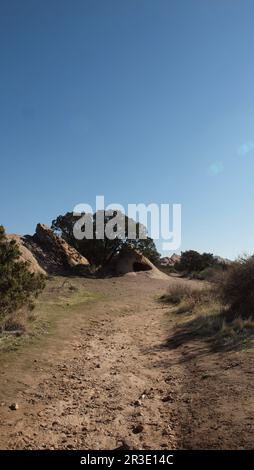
[7, 224, 89, 275]
[160, 253, 181, 266]
[6, 234, 46, 275]
[35, 223, 89, 269]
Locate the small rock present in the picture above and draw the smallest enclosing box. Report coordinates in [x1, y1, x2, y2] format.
[67, 444, 74, 449]
[133, 400, 142, 407]
[132, 424, 144, 434]
[162, 395, 174, 403]
[9, 403, 19, 411]
[115, 439, 134, 450]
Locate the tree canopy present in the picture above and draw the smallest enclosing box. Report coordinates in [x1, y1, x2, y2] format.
[51, 211, 161, 267]
[175, 250, 215, 274]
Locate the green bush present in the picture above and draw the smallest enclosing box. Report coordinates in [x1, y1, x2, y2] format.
[175, 250, 215, 274]
[191, 264, 228, 282]
[0, 225, 45, 329]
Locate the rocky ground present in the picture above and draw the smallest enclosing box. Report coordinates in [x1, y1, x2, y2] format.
[0, 274, 253, 449]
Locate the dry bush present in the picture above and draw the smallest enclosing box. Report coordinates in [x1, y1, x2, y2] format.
[219, 255, 254, 319]
[161, 265, 254, 348]
[3, 311, 27, 333]
[192, 264, 229, 283]
[160, 283, 214, 313]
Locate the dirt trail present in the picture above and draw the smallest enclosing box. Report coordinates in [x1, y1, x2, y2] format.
[0, 274, 253, 449]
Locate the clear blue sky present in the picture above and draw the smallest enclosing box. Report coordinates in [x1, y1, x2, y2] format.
[1, 0, 254, 259]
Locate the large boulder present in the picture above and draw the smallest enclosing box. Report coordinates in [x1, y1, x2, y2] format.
[6, 234, 46, 275]
[160, 253, 181, 266]
[6, 224, 90, 275]
[35, 223, 89, 269]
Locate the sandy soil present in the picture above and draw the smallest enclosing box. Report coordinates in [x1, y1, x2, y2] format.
[0, 274, 253, 449]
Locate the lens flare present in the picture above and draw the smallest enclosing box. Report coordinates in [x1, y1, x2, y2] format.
[208, 161, 224, 176]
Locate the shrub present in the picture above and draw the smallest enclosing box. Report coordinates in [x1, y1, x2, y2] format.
[219, 255, 254, 318]
[160, 283, 213, 313]
[191, 264, 228, 282]
[159, 265, 177, 276]
[161, 259, 254, 348]
[0, 225, 46, 330]
[175, 250, 215, 274]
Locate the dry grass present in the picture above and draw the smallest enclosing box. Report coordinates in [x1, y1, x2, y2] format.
[165, 255, 254, 331]
[2, 311, 27, 334]
[160, 281, 254, 350]
[0, 304, 38, 335]
[0, 276, 102, 353]
[160, 283, 215, 314]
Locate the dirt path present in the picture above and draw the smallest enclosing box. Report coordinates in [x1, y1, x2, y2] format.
[0, 274, 253, 449]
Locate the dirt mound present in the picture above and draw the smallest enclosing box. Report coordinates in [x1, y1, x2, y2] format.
[109, 247, 169, 280]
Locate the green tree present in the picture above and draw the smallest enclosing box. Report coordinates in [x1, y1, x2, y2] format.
[0, 225, 45, 326]
[129, 237, 161, 265]
[51, 211, 160, 267]
[176, 250, 215, 274]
